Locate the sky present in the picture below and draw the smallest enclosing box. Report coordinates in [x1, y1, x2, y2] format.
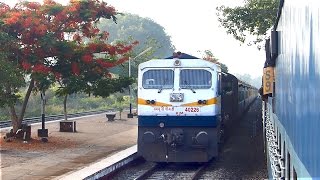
[0, 0, 265, 78]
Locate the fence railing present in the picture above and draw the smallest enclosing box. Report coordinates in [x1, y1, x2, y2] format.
[0, 109, 117, 129]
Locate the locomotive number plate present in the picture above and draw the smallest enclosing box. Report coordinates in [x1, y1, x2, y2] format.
[184, 107, 200, 113]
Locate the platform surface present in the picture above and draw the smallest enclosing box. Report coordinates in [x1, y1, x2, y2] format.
[0, 112, 137, 180]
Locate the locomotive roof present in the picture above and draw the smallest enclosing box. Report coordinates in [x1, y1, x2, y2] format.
[139, 58, 220, 70]
[139, 52, 219, 69]
[165, 52, 199, 59]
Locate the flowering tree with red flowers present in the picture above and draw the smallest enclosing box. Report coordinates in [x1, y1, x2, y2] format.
[0, 0, 137, 133]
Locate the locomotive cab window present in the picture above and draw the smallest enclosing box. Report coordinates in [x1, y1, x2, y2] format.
[180, 69, 212, 89]
[142, 69, 174, 89]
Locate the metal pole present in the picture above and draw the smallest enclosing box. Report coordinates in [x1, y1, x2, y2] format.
[41, 91, 45, 130]
[129, 57, 131, 77]
[129, 57, 132, 116]
[127, 47, 152, 118]
[38, 90, 48, 142]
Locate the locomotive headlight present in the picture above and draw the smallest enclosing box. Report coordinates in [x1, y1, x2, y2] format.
[170, 93, 184, 102]
[198, 100, 207, 104]
[159, 122, 165, 128]
[146, 100, 156, 104]
[174, 59, 181, 66]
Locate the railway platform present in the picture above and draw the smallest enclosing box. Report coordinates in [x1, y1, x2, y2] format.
[0, 111, 137, 180]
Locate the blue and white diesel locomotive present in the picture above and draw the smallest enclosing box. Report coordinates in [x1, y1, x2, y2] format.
[137, 52, 257, 162]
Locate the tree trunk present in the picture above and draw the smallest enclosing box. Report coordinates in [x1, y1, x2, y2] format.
[8, 78, 35, 133]
[63, 94, 68, 121]
[5, 83, 20, 133]
[19, 78, 35, 122]
[9, 105, 19, 133]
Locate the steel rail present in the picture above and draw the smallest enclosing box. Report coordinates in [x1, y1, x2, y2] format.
[134, 163, 166, 180]
[191, 160, 212, 180]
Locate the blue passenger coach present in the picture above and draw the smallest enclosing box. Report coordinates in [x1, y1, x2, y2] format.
[263, 0, 320, 179]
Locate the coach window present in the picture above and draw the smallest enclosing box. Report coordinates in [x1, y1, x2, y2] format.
[180, 69, 212, 89]
[142, 69, 174, 89]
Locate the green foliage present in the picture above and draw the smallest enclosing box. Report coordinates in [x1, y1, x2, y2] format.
[220, 63, 229, 73]
[201, 50, 229, 73]
[0, 29, 23, 107]
[0, 88, 131, 121]
[99, 13, 175, 57]
[55, 76, 86, 96]
[0, 61, 24, 107]
[110, 92, 130, 120]
[55, 75, 133, 98]
[90, 77, 134, 98]
[99, 13, 175, 79]
[216, 0, 279, 49]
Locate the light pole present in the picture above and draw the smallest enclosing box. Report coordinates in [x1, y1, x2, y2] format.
[38, 90, 48, 142]
[128, 47, 152, 118]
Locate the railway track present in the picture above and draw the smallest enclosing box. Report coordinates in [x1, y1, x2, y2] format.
[135, 162, 210, 180]
[111, 159, 213, 180]
[0, 109, 117, 128]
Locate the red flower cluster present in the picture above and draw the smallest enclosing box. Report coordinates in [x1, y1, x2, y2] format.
[4, 12, 21, 25]
[0, 3, 10, 15]
[68, 4, 79, 13]
[24, 17, 33, 27]
[24, 2, 41, 10]
[96, 58, 115, 68]
[36, 24, 47, 36]
[88, 43, 98, 52]
[21, 61, 32, 70]
[82, 54, 93, 64]
[32, 64, 51, 74]
[71, 62, 80, 76]
[73, 34, 82, 43]
[54, 72, 62, 80]
[100, 32, 109, 40]
[43, 0, 56, 6]
[115, 44, 133, 54]
[107, 46, 116, 56]
[1, 0, 138, 82]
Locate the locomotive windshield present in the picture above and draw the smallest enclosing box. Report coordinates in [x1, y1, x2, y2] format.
[180, 69, 212, 89]
[142, 69, 174, 89]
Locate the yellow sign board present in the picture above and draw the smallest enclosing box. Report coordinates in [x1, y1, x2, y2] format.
[263, 67, 274, 95]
